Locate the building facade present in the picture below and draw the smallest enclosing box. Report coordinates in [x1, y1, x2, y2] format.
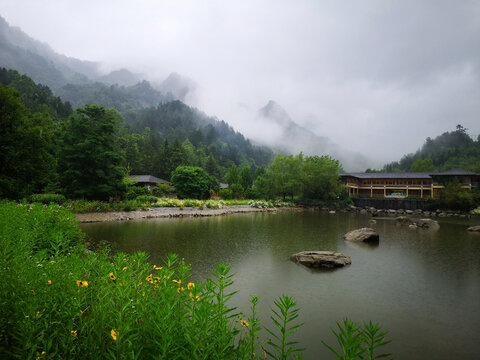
[340, 169, 479, 199]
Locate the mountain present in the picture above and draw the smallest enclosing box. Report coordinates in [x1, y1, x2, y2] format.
[0, 15, 99, 89]
[256, 100, 369, 171]
[382, 125, 480, 173]
[98, 68, 142, 87]
[158, 72, 196, 103]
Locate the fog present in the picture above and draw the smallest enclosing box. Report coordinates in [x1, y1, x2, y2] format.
[2, 0, 480, 166]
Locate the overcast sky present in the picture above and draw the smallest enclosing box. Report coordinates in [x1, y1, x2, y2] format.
[2, 0, 480, 164]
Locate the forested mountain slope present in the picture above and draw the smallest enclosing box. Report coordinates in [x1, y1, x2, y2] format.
[382, 125, 480, 172]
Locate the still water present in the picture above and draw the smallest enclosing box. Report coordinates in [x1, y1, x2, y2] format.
[81, 211, 480, 359]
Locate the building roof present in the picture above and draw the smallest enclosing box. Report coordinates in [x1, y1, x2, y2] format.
[340, 172, 432, 179]
[340, 168, 480, 179]
[129, 175, 171, 184]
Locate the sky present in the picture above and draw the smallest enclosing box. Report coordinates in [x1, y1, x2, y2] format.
[1, 0, 480, 165]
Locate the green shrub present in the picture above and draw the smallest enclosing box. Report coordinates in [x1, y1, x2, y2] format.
[135, 195, 158, 204]
[219, 188, 233, 199]
[30, 193, 67, 204]
[230, 183, 244, 198]
[153, 183, 175, 197]
[125, 186, 151, 200]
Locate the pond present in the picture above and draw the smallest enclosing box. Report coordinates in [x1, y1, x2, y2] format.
[80, 211, 480, 359]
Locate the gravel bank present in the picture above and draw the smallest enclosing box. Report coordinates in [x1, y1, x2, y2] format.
[76, 205, 284, 223]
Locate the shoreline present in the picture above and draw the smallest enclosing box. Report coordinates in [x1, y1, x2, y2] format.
[75, 205, 293, 223]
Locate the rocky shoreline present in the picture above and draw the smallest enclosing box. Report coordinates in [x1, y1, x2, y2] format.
[75, 205, 290, 223]
[317, 205, 475, 219]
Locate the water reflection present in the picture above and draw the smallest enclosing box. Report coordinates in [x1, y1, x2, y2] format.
[81, 211, 480, 360]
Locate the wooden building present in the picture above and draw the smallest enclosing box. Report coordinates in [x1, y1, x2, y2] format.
[340, 169, 479, 199]
[129, 175, 171, 192]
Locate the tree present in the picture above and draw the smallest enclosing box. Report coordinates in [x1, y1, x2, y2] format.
[225, 164, 240, 186]
[58, 105, 125, 200]
[171, 166, 213, 199]
[0, 86, 55, 198]
[410, 158, 435, 172]
[302, 155, 343, 200]
[240, 166, 253, 190]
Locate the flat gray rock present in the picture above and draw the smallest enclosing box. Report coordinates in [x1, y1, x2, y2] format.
[414, 218, 439, 229]
[290, 251, 351, 269]
[467, 226, 480, 232]
[344, 228, 379, 243]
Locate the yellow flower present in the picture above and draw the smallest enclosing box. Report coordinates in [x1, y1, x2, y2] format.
[142, 292, 145, 297]
[153, 265, 163, 270]
[264, 349, 267, 358]
[71, 330, 77, 337]
[189, 292, 200, 301]
[137, 282, 142, 287]
[240, 320, 249, 327]
[187, 282, 195, 290]
[35, 311, 40, 318]
[109, 272, 116, 281]
[111, 329, 117, 341]
[46, 280, 52, 285]
[76, 280, 88, 288]
[145, 274, 153, 282]
[172, 279, 181, 285]
[122, 267, 127, 271]
[177, 287, 184, 293]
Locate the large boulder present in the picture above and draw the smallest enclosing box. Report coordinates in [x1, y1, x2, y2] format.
[414, 218, 439, 229]
[467, 226, 480, 232]
[344, 228, 379, 243]
[290, 251, 351, 269]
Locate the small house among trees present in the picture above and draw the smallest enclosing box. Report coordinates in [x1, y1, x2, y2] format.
[129, 175, 171, 192]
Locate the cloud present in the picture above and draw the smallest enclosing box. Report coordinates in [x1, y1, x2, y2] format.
[1, 0, 479, 165]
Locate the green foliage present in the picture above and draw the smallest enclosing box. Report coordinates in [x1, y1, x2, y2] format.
[409, 157, 435, 172]
[171, 166, 213, 199]
[383, 125, 480, 172]
[438, 179, 476, 211]
[0, 85, 56, 199]
[321, 319, 392, 360]
[58, 105, 126, 200]
[265, 295, 305, 360]
[30, 193, 66, 205]
[226, 164, 240, 186]
[219, 188, 234, 199]
[125, 185, 151, 200]
[240, 166, 253, 189]
[153, 183, 175, 197]
[135, 195, 158, 203]
[254, 153, 343, 201]
[230, 183, 245, 199]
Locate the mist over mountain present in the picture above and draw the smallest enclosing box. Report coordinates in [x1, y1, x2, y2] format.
[253, 100, 371, 171]
[0, 13, 373, 171]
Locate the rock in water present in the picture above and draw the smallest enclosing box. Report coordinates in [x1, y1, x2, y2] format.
[290, 251, 351, 269]
[467, 226, 480, 232]
[344, 228, 379, 243]
[414, 219, 439, 229]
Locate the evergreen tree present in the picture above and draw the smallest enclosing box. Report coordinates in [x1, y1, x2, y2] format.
[58, 105, 125, 200]
[0, 86, 56, 198]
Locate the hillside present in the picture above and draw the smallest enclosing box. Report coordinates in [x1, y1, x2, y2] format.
[382, 125, 480, 172]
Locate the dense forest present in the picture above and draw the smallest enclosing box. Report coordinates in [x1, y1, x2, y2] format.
[377, 125, 480, 173]
[0, 68, 273, 199]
